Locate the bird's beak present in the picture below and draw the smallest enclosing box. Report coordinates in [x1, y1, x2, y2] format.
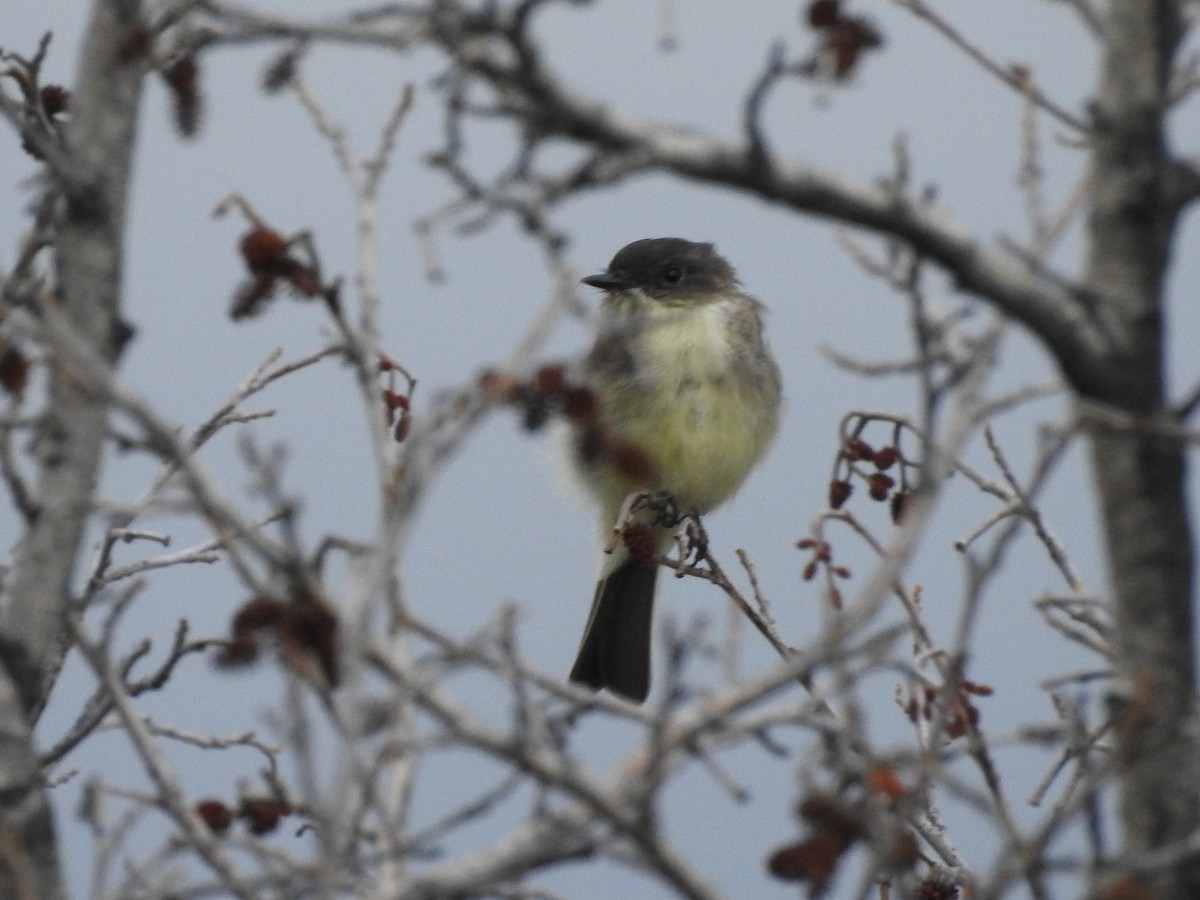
[582, 272, 632, 291]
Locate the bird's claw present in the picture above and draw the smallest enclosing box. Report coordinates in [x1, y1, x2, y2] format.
[672, 512, 707, 575]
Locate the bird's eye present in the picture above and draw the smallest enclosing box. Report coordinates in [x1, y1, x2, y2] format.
[661, 265, 683, 284]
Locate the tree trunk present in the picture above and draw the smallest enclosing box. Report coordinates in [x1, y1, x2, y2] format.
[0, 2, 144, 897]
[1085, 2, 1200, 894]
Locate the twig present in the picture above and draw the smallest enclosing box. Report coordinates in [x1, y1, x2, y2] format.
[891, 0, 1088, 132]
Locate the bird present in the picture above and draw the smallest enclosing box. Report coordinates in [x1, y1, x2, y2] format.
[567, 238, 782, 703]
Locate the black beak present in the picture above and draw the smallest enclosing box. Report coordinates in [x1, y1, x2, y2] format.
[582, 271, 632, 291]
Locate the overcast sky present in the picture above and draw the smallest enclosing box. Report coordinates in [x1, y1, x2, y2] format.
[5, 2, 1200, 898]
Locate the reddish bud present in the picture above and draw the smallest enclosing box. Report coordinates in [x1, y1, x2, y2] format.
[40, 85, 70, 116]
[232, 594, 285, 635]
[533, 365, 567, 395]
[240, 227, 288, 274]
[393, 410, 411, 443]
[0, 344, 31, 400]
[868, 764, 907, 801]
[163, 55, 202, 137]
[195, 799, 233, 834]
[873, 445, 898, 470]
[806, 0, 841, 28]
[767, 832, 846, 886]
[802, 560, 818, 581]
[890, 490, 909, 523]
[844, 437, 873, 460]
[963, 679, 994, 696]
[816, 13, 885, 80]
[829, 27, 861, 77]
[214, 633, 260, 669]
[164, 56, 199, 95]
[239, 797, 290, 835]
[829, 479, 852, 509]
[868, 472, 894, 501]
[383, 389, 410, 413]
[832, 565, 851, 579]
[283, 600, 340, 687]
[945, 698, 981, 739]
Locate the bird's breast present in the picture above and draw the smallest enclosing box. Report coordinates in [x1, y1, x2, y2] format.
[590, 301, 778, 513]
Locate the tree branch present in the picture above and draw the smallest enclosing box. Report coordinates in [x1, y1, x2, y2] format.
[0, 2, 147, 897]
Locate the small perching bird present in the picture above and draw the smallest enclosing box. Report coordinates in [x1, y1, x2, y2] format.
[567, 238, 782, 703]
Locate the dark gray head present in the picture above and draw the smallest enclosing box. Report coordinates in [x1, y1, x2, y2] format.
[582, 238, 739, 301]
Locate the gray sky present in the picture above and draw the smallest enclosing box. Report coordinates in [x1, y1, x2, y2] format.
[4, 2, 1198, 897]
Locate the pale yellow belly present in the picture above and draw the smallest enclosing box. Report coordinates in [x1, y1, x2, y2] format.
[587, 306, 778, 517]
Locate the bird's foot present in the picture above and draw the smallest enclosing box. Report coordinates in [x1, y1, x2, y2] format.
[671, 510, 708, 575]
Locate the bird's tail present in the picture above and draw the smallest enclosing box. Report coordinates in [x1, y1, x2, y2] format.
[568, 558, 658, 703]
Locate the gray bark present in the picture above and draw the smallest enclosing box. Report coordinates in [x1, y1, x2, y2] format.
[1084, 2, 1200, 895]
[0, 1, 145, 897]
